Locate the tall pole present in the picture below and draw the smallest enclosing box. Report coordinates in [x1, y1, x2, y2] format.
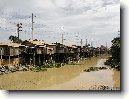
[61, 26, 64, 44]
[17, 24, 19, 39]
[17, 23, 22, 39]
[62, 34, 64, 44]
[106, 42, 108, 52]
[106, 42, 107, 48]
[91, 42, 93, 47]
[32, 13, 34, 41]
[86, 39, 87, 46]
[81, 39, 83, 47]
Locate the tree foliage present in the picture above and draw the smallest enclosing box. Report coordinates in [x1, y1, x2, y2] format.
[111, 36, 120, 64]
[105, 36, 120, 70]
[9, 35, 23, 44]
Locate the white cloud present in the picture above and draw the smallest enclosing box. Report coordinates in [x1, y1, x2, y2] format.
[0, 0, 120, 47]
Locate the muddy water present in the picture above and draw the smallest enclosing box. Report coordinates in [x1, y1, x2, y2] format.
[0, 55, 120, 90]
[45, 59, 120, 90]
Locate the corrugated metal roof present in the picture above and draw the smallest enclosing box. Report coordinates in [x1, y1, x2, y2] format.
[0, 42, 21, 47]
[30, 41, 49, 45]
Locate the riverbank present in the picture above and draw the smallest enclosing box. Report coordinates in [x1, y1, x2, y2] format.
[0, 54, 120, 90]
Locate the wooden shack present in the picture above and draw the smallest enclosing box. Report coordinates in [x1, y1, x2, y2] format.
[21, 41, 36, 66]
[21, 40, 53, 66]
[47, 44, 56, 54]
[0, 43, 20, 66]
[0, 44, 7, 66]
[0, 45, 7, 56]
[47, 43, 65, 63]
[53, 43, 65, 54]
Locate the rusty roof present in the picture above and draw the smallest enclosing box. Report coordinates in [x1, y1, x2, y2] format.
[0, 42, 21, 47]
[30, 41, 49, 45]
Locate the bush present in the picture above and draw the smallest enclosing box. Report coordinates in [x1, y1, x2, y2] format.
[32, 66, 47, 72]
[105, 36, 120, 71]
[42, 60, 55, 68]
[55, 63, 62, 68]
[42, 60, 65, 68]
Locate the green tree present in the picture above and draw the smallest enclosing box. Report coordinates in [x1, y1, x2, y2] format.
[105, 35, 120, 70]
[111, 37, 120, 64]
[9, 35, 23, 44]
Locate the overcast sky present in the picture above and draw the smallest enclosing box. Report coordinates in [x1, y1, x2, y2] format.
[0, 0, 120, 47]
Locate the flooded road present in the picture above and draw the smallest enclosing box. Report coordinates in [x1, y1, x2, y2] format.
[0, 55, 120, 90]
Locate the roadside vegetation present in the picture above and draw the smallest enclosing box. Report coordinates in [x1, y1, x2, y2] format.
[105, 35, 120, 71]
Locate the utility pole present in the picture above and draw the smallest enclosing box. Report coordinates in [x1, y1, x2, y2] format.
[86, 39, 87, 46]
[91, 42, 93, 47]
[61, 34, 66, 44]
[62, 34, 64, 44]
[17, 23, 22, 39]
[61, 26, 65, 44]
[106, 42, 108, 52]
[81, 39, 83, 47]
[31, 13, 36, 41]
[32, 13, 34, 41]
